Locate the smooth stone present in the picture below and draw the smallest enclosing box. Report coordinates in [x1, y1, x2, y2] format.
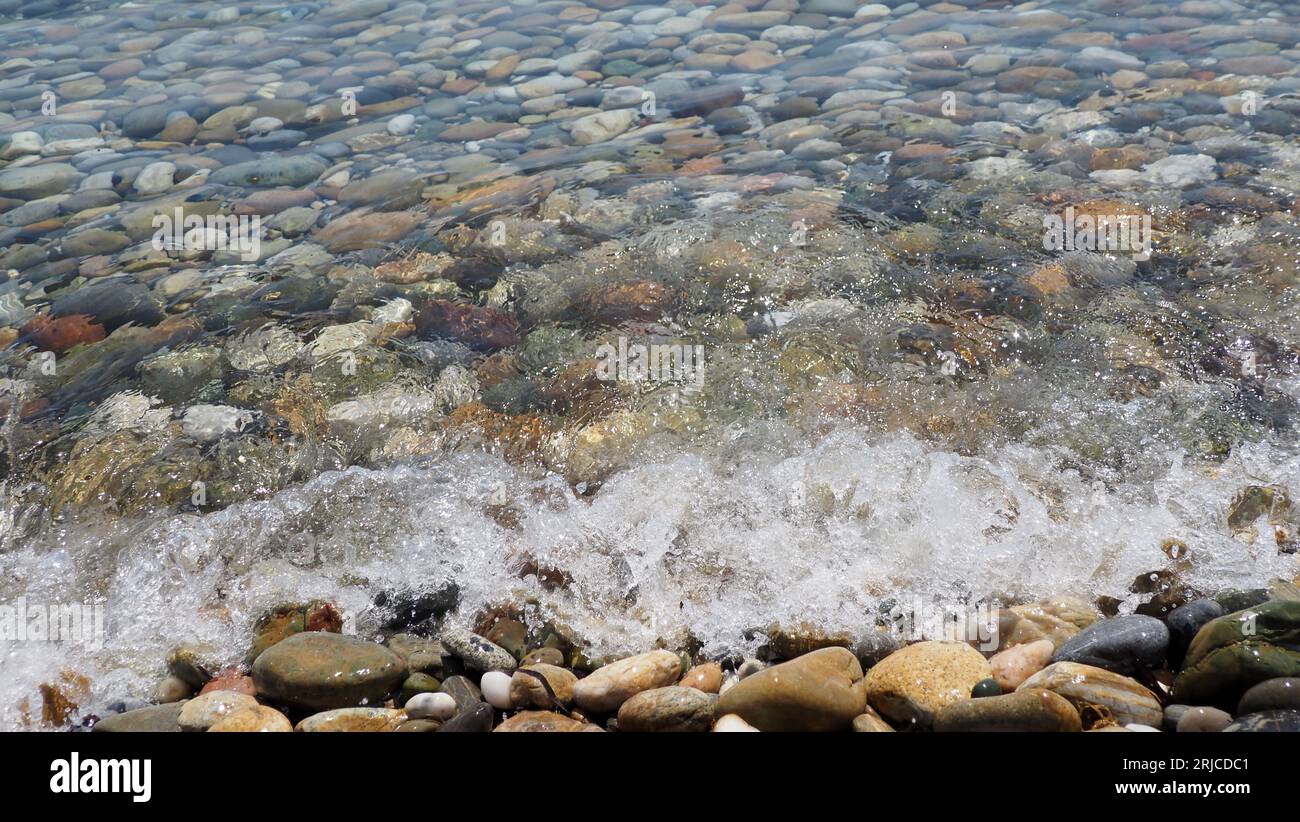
[210, 155, 326, 188]
[0, 131, 43, 159]
[315, 210, 420, 252]
[572, 650, 683, 714]
[399, 672, 441, 704]
[863, 641, 992, 728]
[680, 662, 723, 693]
[1018, 662, 1163, 727]
[998, 596, 1099, 649]
[717, 647, 865, 732]
[713, 713, 760, 732]
[570, 109, 637, 145]
[1176, 706, 1232, 732]
[1174, 600, 1300, 709]
[51, 279, 162, 329]
[851, 710, 894, 732]
[1223, 709, 1300, 732]
[404, 692, 457, 720]
[971, 678, 1001, 698]
[387, 114, 415, 136]
[1167, 599, 1223, 667]
[439, 675, 483, 712]
[92, 702, 185, 732]
[1237, 678, 1300, 715]
[520, 647, 565, 667]
[1052, 614, 1169, 675]
[295, 707, 406, 732]
[251, 632, 407, 711]
[990, 639, 1055, 691]
[441, 629, 517, 674]
[0, 164, 81, 200]
[132, 161, 175, 195]
[494, 710, 603, 732]
[617, 686, 716, 732]
[177, 691, 259, 731]
[509, 664, 578, 709]
[481, 670, 513, 710]
[208, 705, 292, 732]
[435, 702, 493, 732]
[934, 689, 1082, 732]
[61, 229, 130, 257]
[155, 675, 192, 703]
[395, 719, 442, 732]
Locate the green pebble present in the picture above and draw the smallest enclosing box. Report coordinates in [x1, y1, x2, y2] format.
[971, 677, 1001, 698]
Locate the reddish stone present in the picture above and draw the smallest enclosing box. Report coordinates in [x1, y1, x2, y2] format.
[415, 300, 519, 351]
[200, 670, 257, 697]
[21, 313, 106, 354]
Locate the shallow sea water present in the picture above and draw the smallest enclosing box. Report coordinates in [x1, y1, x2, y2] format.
[0, 0, 1298, 727]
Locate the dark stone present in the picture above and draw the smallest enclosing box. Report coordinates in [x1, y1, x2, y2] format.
[50, 279, 165, 331]
[1223, 709, 1300, 732]
[438, 675, 483, 712]
[1052, 614, 1169, 675]
[371, 580, 460, 631]
[1174, 600, 1300, 709]
[1167, 598, 1224, 669]
[1237, 677, 1300, 715]
[91, 702, 184, 732]
[971, 677, 1001, 698]
[435, 701, 493, 732]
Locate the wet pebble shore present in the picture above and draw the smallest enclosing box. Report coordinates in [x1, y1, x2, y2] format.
[2, 0, 1299, 730]
[68, 587, 1300, 732]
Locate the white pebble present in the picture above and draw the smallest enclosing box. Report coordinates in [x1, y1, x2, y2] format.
[713, 713, 760, 732]
[1126, 723, 1161, 732]
[404, 692, 457, 721]
[481, 671, 513, 710]
[387, 114, 415, 136]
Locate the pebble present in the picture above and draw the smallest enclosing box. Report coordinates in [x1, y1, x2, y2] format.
[1223, 709, 1300, 732]
[680, 662, 723, 693]
[480, 671, 513, 710]
[712, 713, 760, 732]
[1237, 678, 1300, 715]
[92, 703, 185, 733]
[251, 632, 408, 711]
[495, 711, 604, 732]
[295, 707, 407, 732]
[990, 640, 1054, 691]
[1176, 706, 1233, 732]
[862, 641, 993, 728]
[177, 691, 259, 731]
[156, 675, 192, 704]
[404, 692, 458, 721]
[1051, 614, 1169, 676]
[441, 629, 517, 674]
[934, 689, 1083, 732]
[1018, 662, 1163, 728]
[717, 647, 865, 732]
[1174, 600, 1300, 709]
[132, 162, 175, 196]
[1166, 599, 1224, 668]
[509, 664, 578, 709]
[572, 650, 683, 714]
[617, 686, 717, 732]
[208, 705, 292, 732]
[436, 702, 494, 732]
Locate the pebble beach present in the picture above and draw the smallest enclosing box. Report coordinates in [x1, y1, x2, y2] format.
[0, 0, 1298, 732]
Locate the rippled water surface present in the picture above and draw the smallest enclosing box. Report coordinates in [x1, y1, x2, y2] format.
[1, 0, 1298, 728]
